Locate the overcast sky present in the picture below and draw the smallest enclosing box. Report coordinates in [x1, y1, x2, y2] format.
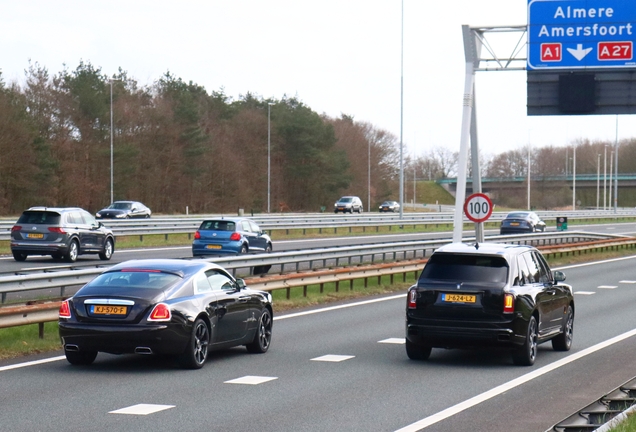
[2, 0, 634, 159]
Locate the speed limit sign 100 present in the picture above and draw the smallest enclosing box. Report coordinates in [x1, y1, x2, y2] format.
[463, 193, 493, 223]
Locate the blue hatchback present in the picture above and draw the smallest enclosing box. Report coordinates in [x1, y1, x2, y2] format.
[192, 218, 273, 256]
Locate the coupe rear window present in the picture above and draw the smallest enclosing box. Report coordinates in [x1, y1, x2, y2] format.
[506, 213, 528, 219]
[17, 211, 61, 225]
[90, 271, 181, 290]
[199, 220, 236, 231]
[419, 253, 509, 284]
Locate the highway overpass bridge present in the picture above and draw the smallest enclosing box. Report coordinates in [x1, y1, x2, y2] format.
[437, 174, 636, 207]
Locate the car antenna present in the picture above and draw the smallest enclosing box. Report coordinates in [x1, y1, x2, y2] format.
[474, 242, 479, 250]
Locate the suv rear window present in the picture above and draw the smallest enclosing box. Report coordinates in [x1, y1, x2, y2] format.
[419, 253, 509, 284]
[199, 220, 236, 231]
[17, 211, 61, 225]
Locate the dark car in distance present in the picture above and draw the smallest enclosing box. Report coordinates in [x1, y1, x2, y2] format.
[192, 218, 272, 257]
[10, 207, 115, 262]
[379, 201, 400, 212]
[500, 211, 546, 234]
[58, 259, 273, 369]
[96, 201, 152, 219]
[405, 242, 574, 366]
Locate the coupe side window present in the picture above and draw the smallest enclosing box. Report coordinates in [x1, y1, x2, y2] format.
[194, 273, 212, 293]
[206, 270, 236, 292]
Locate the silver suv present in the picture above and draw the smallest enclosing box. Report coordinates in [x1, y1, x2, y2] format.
[334, 196, 363, 214]
[10, 207, 115, 262]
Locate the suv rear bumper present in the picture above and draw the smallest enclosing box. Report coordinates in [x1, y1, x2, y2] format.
[406, 320, 526, 349]
[10, 242, 70, 255]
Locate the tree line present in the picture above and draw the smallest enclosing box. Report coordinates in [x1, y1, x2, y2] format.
[1, 61, 635, 215]
[0, 62, 405, 215]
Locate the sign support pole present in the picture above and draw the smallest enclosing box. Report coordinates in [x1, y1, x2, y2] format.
[453, 61, 475, 243]
[454, 25, 480, 243]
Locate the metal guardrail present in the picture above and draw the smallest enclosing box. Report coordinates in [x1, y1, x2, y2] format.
[548, 376, 636, 431]
[2, 235, 636, 336]
[0, 210, 635, 240]
[0, 231, 618, 303]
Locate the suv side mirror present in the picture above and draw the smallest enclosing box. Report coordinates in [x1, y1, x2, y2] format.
[235, 278, 246, 290]
[553, 271, 566, 282]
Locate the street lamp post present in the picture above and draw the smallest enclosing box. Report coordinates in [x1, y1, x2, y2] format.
[110, 80, 114, 204]
[572, 145, 576, 210]
[267, 103, 273, 213]
[596, 154, 600, 209]
[604, 145, 607, 210]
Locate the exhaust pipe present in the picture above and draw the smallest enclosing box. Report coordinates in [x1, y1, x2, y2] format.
[135, 347, 153, 355]
[64, 344, 79, 352]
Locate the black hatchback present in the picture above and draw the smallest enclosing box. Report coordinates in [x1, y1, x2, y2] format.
[10, 207, 115, 262]
[405, 242, 574, 366]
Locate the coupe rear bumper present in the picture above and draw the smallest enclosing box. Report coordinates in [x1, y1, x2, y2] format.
[59, 321, 190, 355]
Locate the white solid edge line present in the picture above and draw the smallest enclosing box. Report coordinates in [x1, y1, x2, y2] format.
[394, 328, 636, 432]
[0, 355, 66, 372]
[274, 294, 406, 321]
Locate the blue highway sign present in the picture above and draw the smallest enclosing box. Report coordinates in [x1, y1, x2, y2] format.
[528, 0, 636, 70]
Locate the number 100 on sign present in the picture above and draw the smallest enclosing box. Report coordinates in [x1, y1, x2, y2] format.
[464, 193, 493, 223]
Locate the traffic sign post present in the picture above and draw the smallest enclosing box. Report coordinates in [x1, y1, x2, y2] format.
[528, 0, 636, 70]
[463, 193, 493, 243]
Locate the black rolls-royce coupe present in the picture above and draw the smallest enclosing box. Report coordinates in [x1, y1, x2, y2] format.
[59, 259, 273, 369]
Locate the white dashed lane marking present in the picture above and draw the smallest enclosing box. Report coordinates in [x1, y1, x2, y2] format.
[311, 355, 355, 362]
[620, 280, 636, 284]
[575, 291, 596, 295]
[598, 285, 618, 289]
[378, 338, 405, 344]
[224, 375, 278, 385]
[109, 404, 175, 415]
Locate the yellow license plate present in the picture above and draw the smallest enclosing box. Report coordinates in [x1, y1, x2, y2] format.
[510, 222, 520, 226]
[91, 305, 127, 315]
[27, 233, 44, 239]
[206, 245, 222, 249]
[442, 294, 476, 303]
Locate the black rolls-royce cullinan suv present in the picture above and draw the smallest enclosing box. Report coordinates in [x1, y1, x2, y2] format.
[405, 242, 574, 366]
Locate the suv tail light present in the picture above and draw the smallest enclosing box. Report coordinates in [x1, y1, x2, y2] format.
[59, 300, 71, 319]
[11, 225, 21, 232]
[503, 293, 514, 314]
[408, 290, 417, 309]
[229, 232, 241, 241]
[194, 230, 201, 240]
[148, 303, 171, 322]
[48, 227, 66, 234]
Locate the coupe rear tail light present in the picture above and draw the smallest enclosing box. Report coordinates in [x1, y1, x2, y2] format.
[59, 300, 71, 319]
[503, 293, 515, 314]
[48, 227, 66, 234]
[194, 230, 201, 240]
[408, 290, 417, 309]
[229, 232, 241, 241]
[11, 225, 21, 232]
[148, 303, 171, 322]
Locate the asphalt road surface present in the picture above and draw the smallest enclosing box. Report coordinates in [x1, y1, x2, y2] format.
[2, 255, 636, 431]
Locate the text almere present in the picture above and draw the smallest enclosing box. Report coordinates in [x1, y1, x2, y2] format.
[537, 6, 633, 38]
